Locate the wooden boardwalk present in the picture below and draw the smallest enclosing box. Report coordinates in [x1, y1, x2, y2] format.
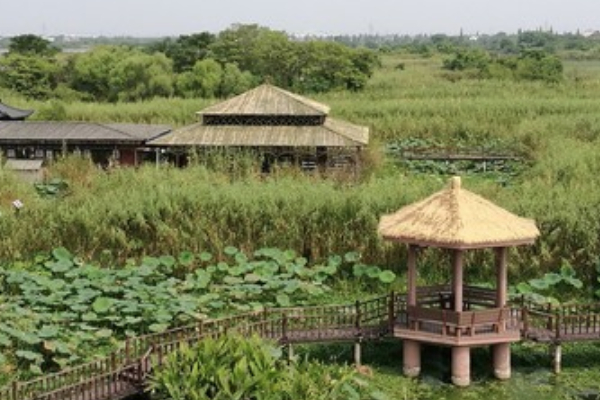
[3, 292, 600, 400]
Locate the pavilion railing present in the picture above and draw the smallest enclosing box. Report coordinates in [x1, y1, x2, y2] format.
[414, 284, 498, 310]
[402, 306, 518, 337]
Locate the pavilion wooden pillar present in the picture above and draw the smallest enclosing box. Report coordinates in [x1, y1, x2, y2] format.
[403, 245, 421, 378]
[493, 247, 511, 380]
[452, 250, 464, 312]
[451, 249, 470, 387]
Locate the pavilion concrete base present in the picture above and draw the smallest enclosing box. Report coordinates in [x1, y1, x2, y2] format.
[451, 346, 470, 387]
[493, 343, 511, 380]
[403, 340, 421, 377]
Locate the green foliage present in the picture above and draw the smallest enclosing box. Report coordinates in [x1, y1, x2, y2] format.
[210, 24, 380, 92]
[108, 51, 174, 101]
[176, 58, 223, 98]
[515, 49, 563, 83]
[443, 48, 491, 73]
[442, 47, 563, 83]
[0, 246, 392, 381]
[7, 34, 59, 57]
[70, 46, 174, 102]
[148, 32, 215, 73]
[513, 262, 583, 304]
[69, 46, 132, 101]
[150, 335, 380, 400]
[0, 54, 59, 98]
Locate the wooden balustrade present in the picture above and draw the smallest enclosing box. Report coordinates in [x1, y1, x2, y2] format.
[9, 291, 600, 400]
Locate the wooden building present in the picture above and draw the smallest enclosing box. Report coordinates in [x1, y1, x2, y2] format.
[149, 84, 369, 172]
[378, 176, 540, 386]
[0, 119, 170, 167]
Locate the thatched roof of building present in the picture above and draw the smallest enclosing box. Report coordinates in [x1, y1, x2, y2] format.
[150, 117, 368, 147]
[0, 122, 170, 145]
[199, 84, 330, 117]
[0, 102, 34, 121]
[152, 84, 369, 148]
[378, 177, 540, 249]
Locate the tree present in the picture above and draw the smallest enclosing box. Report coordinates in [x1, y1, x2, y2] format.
[149, 32, 215, 73]
[0, 53, 59, 98]
[219, 63, 255, 97]
[8, 34, 59, 56]
[176, 58, 223, 98]
[71, 46, 175, 102]
[70, 46, 131, 101]
[108, 51, 174, 101]
[515, 49, 563, 83]
[443, 48, 491, 72]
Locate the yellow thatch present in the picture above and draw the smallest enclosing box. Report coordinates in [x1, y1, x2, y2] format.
[378, 177, 540, 249]
[199, 84, 330, 116]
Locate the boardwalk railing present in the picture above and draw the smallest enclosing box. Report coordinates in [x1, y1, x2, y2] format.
[522, 302, 600, 342]
[6, 292, 600, 400]
[0, 294, 392, 400]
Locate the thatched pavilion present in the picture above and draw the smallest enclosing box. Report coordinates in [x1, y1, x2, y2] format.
[379, 176, 539, 386]
[149, 84, 369, 172]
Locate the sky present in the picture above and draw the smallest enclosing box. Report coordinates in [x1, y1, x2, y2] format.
[0, 0, 599, 37]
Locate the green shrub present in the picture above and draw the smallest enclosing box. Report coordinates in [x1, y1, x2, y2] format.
[150, 335, 381, 400]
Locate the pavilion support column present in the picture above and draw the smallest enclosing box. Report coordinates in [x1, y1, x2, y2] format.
[495, 247, 508, 307]
[451, 346, 471, 387]
[407, 245, 418, 306]
[403, 340, 421, 378]
[452, 250, 464, 312]
[403, 245, 421, 378]
[493, 247, 511, 380]
[493, 343, 511, 380]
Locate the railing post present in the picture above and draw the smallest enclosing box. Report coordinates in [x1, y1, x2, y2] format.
[388, 291, 395, 332]
[111, 352, 117, 394]
[282, 312, 288, 343]
[11, 381, 18, 400]
[555, 312, 561, 340]
[262, 308, 269, 338]
[197, 319, 204, 339]
[522, 307, 529, 335]
[125, 339, 131, 364]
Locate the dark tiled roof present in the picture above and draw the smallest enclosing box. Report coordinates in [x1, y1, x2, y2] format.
[0, 103, 34, 120]
[0, 122, 171, 144]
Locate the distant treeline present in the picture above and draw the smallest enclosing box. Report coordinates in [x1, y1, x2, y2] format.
[328, 30, 600, 57]
[1, 27, 591, 103]
[0, 25, 380, 101]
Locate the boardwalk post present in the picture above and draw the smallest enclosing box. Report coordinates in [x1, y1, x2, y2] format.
[355, 300, 362, 336]
[552, 343, 562, 374]
[354, 338, 362, 367]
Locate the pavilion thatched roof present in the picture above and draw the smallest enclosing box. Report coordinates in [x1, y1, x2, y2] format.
[199, 84, 330, 117]
[378, 177, 540, 249]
